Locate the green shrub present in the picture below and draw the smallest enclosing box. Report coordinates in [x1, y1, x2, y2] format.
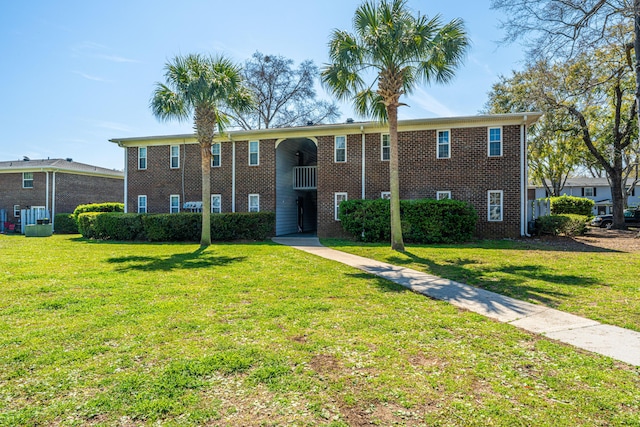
[339, 198, 477, 244]
[78, 212, 144, 240]
[73, 202, 124, 224]
[535, 214, 589, 236]
[78, 212, 275, 242]
[142, 213, 201, 242]
[550, 195, 594, 216]
[53, 213, 78, 234]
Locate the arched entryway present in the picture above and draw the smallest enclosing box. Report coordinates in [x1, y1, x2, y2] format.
[275, 138, 318, 236]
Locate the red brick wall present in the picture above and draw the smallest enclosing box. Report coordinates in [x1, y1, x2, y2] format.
[125, 124, 524, 239]
[317, 125, 523, 238]
[127, 141, 276, 214]
[0, 171, 123, 222]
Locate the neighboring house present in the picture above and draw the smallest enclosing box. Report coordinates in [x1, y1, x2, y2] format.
[532, 177, 640, 215]
[110, 113, 541, 239]
[0, 158, 124, 229]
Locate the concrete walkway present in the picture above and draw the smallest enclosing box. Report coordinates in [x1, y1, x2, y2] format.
[272, 236, 640, 366]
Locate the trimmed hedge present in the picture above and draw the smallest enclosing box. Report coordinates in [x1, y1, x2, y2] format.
[550, 195, 594, 216]
[53, 213, 78, 234]
[73, 203, 124, 223]
[78, 212, 275, 242]
[339, 198, 477, 244]
[535, 214, 589, 236]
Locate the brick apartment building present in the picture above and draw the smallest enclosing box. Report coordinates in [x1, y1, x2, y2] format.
[111, 113, 541, 238]
[0, 158, 124, 228]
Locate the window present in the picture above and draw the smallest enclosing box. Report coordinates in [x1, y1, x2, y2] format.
[437, 130, 450, 159]
[488, 127, 502, 157]
[211, 194, 222, 213]
[138, 195, 147, 214]
[22, 172, 33, 188]
[436, 191, 451, 200]
[249, 141, 259, 166]
[381, 134, 390, 161]
[138, 147, 147, 170]
[13, 205, 20, 217]
[211, 142, 221, 167]
[248, 194, 260, 212]
[488, 190, 503, 222]
[335, 136, 346, 163]
[335, 192, 348, 220]
[583, 187, 596, 197]
[170, 145, 180, 169]
[170, 195, 180, 213]
[381, 191, 391, 199]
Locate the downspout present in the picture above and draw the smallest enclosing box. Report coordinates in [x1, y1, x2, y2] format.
[361, 126, 366, 199]
[231, 136, 236, 212]
[45, 171, 50, 215]
[521, 119, 530, 237]
[123, 145, 128, 212]
[51, 171, 56, 231]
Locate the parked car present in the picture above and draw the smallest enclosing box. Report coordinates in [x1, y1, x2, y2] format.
[591, 208, 640, 228]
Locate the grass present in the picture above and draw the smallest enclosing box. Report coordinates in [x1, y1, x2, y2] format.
[323, 238, 640, 332]
[0, 234, 638, 426]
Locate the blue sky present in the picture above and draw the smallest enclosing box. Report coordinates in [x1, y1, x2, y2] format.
[0, 1, 524, 170]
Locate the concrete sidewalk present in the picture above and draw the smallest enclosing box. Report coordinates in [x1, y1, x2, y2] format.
[272, 236, 640, 366]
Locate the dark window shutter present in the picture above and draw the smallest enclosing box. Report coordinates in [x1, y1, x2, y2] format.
[593, 187, 597, 197]
[581, 188, 584, 196]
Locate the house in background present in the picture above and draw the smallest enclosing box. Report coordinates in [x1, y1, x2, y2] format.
[0, 158, 124, 230]
[531, 177, 640, 215]
[111, 113, 541, 239]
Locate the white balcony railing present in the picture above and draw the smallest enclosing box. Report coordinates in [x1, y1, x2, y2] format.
[293, 166, 317, 190]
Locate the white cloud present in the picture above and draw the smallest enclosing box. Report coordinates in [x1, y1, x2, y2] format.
[73, 71, 109, 82]
[406, 87, 458, 117]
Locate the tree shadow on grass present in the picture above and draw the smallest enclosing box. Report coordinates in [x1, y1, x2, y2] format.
[384, 250, 600, 309]
[107, 246, 246, 272]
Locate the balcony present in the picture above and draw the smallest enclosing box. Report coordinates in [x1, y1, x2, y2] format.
[293, 166, 317, 190]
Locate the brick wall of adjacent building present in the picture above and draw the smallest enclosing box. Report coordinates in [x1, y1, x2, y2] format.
[124, 124, 524, 239]
[0, 171, 123, 223]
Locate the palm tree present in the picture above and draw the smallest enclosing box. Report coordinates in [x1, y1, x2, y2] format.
[151, 54, 252, 246]
[322, 0, 468, 251]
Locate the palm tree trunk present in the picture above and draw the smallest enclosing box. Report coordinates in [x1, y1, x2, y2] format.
[388, 105, 405, 251]
[200, 143, 212, 246]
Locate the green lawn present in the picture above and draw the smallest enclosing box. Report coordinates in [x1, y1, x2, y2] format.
[323, 238, 640, 332]
[0, 234, 639, 426]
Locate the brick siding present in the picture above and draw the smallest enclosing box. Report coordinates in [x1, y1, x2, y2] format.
[124, 123, 524, 239]
[0, 171, 123, 222]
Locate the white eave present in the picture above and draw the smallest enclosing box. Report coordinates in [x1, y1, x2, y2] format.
[110, 112, 542, 147]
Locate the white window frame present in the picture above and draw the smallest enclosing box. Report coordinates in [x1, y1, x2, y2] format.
[211, 194, 222, 213]
[437, 130, 450, 159]
[138, 147, 147, 170]
[381, 134, 390, 161]
[584, 187, 595, 197]
[335, 192, 348, 221]
[436, 191, 451, 200]
[249, 141, 259, 166]
[488, 127, 503, 157]
[138, 195, 147, 214]
[488, 190, 503, 222]
[170, 195, 180, 213]
[248, 194, 260, 212]
[170, 145, 180, 169]
[381, 191, 391, 199]
[335, 136, 347, 163]
[211, 142, 221, 167]
[13, 205, 20, 217]
[22, 172, 34, 188]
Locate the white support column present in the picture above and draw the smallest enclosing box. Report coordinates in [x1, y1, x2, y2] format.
[232, 140, 236, 212]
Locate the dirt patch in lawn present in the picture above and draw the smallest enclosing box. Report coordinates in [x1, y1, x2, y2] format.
[533, 226, 640, 253]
